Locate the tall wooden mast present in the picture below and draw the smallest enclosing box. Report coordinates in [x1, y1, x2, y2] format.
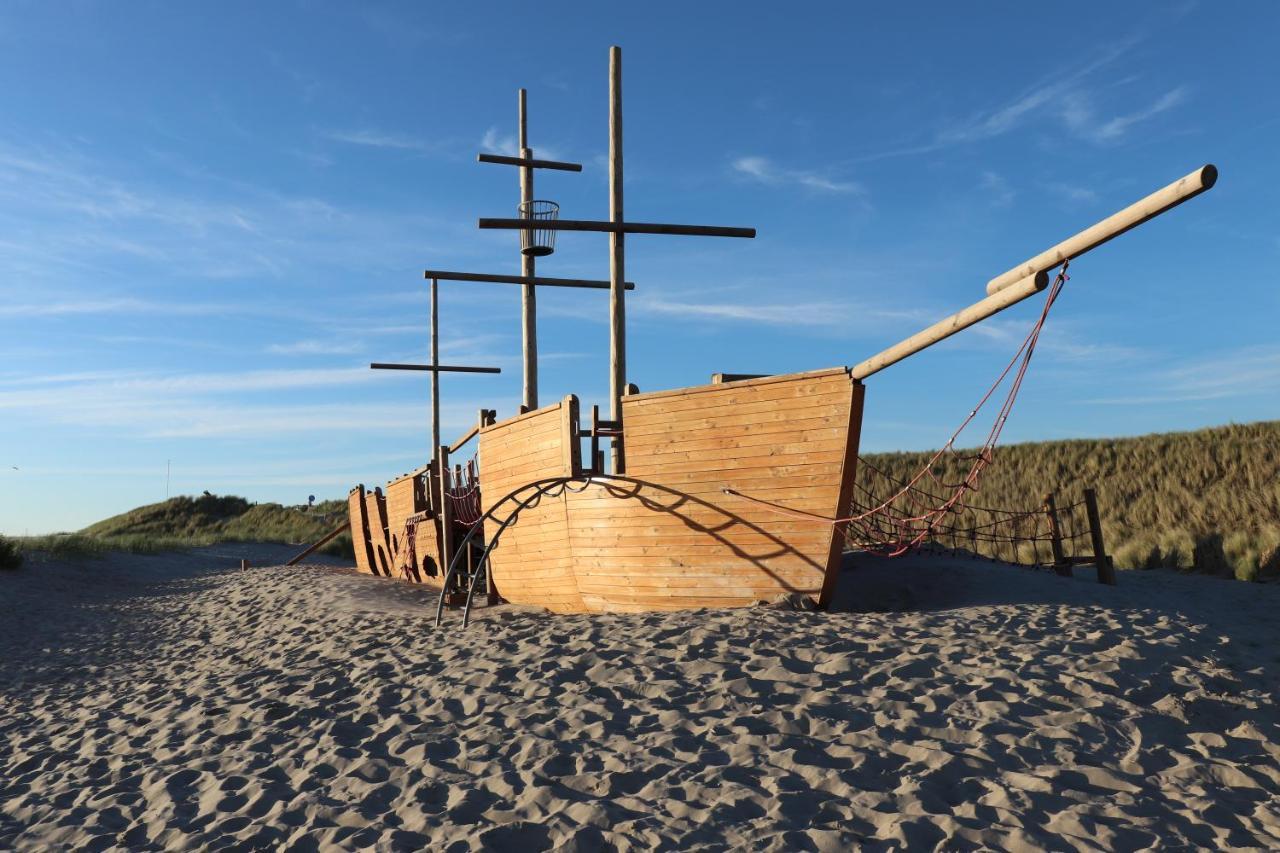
[518, 88, 538, 411]
[608, 46, 626, 469]
[479, 46, 756, 472]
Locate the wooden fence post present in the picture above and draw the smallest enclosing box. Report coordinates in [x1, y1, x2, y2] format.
[435, 445, 457, 601]
[1083, 487, 1116, 585]
[1043, 492, 1071, 577]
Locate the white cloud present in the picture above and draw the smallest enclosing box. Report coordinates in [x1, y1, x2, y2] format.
[266, 340, 364, 356]
[979, 171, 1015, 206]
[636, 296, 920, 329]
[1084, 346, 1280, 405]
[323, 128, 433, 152]
[731, 156, 862, 194]
[479, 127, 564, 162]
[480, 127, 518, 156]
[1061, 87, 1188, 143]
[1043, 182, 1099, 204]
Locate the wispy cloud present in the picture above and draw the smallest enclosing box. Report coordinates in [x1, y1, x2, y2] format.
[1085, 345, 1280, 405]
[1042, 181, 1099, 204]
[266, 339, 364, 356]
[1060, 86, 1188, 143]
[479, 127, 563, 162]
[845, 39, 1188, 163]
[636, 295, 922, 329]
[0, 367, 487, 438]
[731, 156, 863, 194]
[323, 128, 434, 152]
[979, 171, 1015, 206]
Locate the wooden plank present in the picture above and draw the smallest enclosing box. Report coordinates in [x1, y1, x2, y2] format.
[478, 217, 756, 238]
[819, 384, 863, 608]
[476, 152, 584, 172]
[370, 362, 502, 374]
[481, 400, 563, 433]
[561, 395, 580, 476]
[365, 489, 393, 577]
[622, 383, 850, 420]
[623, 366, 849, 403]
[347, 486, 376, 576]
[422, 270, 636, 290]
[623, 403, 850, 435]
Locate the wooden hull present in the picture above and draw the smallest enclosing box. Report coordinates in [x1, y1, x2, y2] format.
[479, 368, 864, 613]
[348, 467, 445, 586]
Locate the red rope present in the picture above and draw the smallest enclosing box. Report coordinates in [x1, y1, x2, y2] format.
[724, 261, 1070, 557]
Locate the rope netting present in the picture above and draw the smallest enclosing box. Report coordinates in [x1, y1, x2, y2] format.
[850, 457, 1095, 567]
[726, 261, 1077, 563]
[443, 457, 484, 527]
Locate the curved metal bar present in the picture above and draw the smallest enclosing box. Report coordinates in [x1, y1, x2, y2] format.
[459, 476, 599, 626]
[432, 476, 587, 627]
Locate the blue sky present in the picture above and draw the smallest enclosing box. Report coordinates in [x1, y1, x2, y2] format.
[2, 2, 1278, 534]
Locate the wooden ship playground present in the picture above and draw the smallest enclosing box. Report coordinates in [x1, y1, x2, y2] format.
[309, 47, 1217, 621]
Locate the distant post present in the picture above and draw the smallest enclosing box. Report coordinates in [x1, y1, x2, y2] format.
[1042, 492, 1070, 577]
[1083, 488, 1116, 585]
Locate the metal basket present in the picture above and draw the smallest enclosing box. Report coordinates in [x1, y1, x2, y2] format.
[518, 199, 559, 257]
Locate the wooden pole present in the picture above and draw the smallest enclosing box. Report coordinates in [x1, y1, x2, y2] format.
[850, 271, 1048, 380]
[519, 89, 538, 411]
[477, 152, 583, 171]
[609, 45, 625, 473]
[422, 269, 636, 290]
[436, 444, 454, 595]
[430, 277, 441, 462]
[1043, 492, 1070, 577]
[987, 165, 1217, 295]
[478, 217, 755, 238]
[1083, 487, 1116, 586]
[286, 519, 349, 566]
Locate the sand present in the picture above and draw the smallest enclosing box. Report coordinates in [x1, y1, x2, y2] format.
[2, 546, 1278, 850]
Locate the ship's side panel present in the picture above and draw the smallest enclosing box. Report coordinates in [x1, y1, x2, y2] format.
[566, 368, 862, 612]
[478, 400, 583, 612]
[384, 468, 441, 586]
[365, 489, 393, 577]
[348, 485, 376, 576]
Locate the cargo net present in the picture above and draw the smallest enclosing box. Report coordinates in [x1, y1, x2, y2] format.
[443, 457, 484, 527]
[725, 262, 1074, 561]
[849, 457, 1096, 566]
[843, 263, 1070, 557]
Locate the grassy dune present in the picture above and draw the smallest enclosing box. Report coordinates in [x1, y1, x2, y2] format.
[16, 494, 352, 560]
[861, 420, 1280, 581]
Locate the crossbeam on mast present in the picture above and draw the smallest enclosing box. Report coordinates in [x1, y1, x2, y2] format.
[370, 363, 502, 374]
[477, 153, 583, 172]
[478, 218, 756, 239]
[422, 269, 636, 290]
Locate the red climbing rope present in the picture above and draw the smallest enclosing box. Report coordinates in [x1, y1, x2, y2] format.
[444, 458, 484, 527]
[725, 261, 1071, 557]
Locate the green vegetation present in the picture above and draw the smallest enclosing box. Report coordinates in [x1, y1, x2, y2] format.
[0, 534, 22, 570]
[18, 493, 352, 560]
[861, 420, 1280, 581]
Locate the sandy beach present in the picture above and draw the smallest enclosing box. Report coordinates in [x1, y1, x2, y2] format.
[2, 547, 1278, 850]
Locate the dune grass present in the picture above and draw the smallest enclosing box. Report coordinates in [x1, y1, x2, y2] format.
[861, 420, 1280, 581]
[17, 494, 353, 561]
